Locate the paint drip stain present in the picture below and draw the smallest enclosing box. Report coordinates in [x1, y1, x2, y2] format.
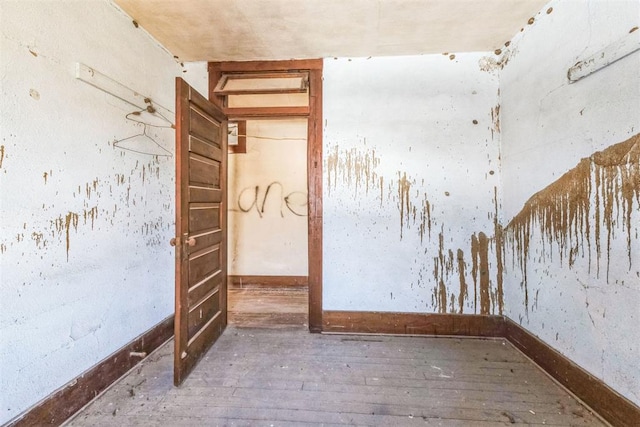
[54, 212, 79, 261]
[457, 249, 467, 313]
[506, 133, 640, 293]
[491, 105, 501, 134]
[470, 233, 479, 312]
[327, 145, 433, 241]
[419, 197, 432, 243]
[326, 145, 380, 196]
[478, 232, 491, 315]
[83, 207, 99, 230]
[398, 172, 412, 240]
[494, 187, 504, 315]
[432, 231, 449, 313]
[31, 232, 46, 249]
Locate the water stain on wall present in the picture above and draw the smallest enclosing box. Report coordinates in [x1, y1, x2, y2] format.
[506, 133, 640, 294]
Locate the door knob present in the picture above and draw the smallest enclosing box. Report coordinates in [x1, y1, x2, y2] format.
[186, 237, 196, 246]
[170, 238, 177, 246]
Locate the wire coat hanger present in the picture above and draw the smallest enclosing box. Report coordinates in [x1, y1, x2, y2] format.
[113, 124, 172, 157]
[112, 98, 174, 157]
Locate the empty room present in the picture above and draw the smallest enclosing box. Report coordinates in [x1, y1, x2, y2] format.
[1, 0, 638, 426]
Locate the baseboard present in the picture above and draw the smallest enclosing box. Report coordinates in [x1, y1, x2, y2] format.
[322, 310, 505, 336]
[6, 315, 174, 427]
[228, 275, 308, 289]
[504, 318, 640, 427]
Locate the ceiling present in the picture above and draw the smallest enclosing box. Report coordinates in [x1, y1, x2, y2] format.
[113, 0, 550, 62]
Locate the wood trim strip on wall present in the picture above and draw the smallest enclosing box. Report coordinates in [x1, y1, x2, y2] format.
[504, 318, 640, 427]
[323, 311, 505, 336]
[6, 316, 174, 427]
[228, 275, 308, 289]
[212, 59, 323, 72]
[307, 67, 323, 333]
[224, 106, 310, 119]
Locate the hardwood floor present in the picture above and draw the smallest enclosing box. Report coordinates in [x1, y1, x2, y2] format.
[228, 287, 308, 329]
[65, 328, 606, 426]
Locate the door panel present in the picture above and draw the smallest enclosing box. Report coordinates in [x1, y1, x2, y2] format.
[174, 77, 228, 386]
[189, 204, 221, 232]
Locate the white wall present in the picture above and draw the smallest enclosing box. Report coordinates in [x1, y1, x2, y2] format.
[0, 1, 207, 423]
[323, 55, 503, 314]
[500, 0, 640, 406]
[228, 119, 308, 276]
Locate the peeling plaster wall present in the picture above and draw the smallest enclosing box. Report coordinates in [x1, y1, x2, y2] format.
[0, 1, 206, 423]
[323, 55, 502, 313]
[228, 119, 308, 276]
[500, 0, 640, 406]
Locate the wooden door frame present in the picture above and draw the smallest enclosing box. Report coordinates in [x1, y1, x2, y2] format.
[208, 60, 323, 332]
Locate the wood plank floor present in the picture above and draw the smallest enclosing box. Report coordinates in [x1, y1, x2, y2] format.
[228, 287, 308, 329]
[64, 327, 606, 426]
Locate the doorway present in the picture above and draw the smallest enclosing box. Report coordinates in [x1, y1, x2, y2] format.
[208, 60, 323, 332]
[227, 118, 309, 328]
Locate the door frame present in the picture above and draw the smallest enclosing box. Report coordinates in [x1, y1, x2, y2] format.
[208, 60, 323, 332]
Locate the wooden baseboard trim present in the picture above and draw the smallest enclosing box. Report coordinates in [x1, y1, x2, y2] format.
[7, 315, 174, 427]
[322, 310, 505, 336]
[228, 275, 308, 289]
[504, 318, 640, 427]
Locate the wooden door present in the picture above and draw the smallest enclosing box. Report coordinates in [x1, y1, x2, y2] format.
[173, 77, 228, 386]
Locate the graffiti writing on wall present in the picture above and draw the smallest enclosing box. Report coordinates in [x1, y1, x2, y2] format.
[235, 181, 307, 218]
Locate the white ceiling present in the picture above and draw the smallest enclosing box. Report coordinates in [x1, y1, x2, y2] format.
[113, 0, 551, 62]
